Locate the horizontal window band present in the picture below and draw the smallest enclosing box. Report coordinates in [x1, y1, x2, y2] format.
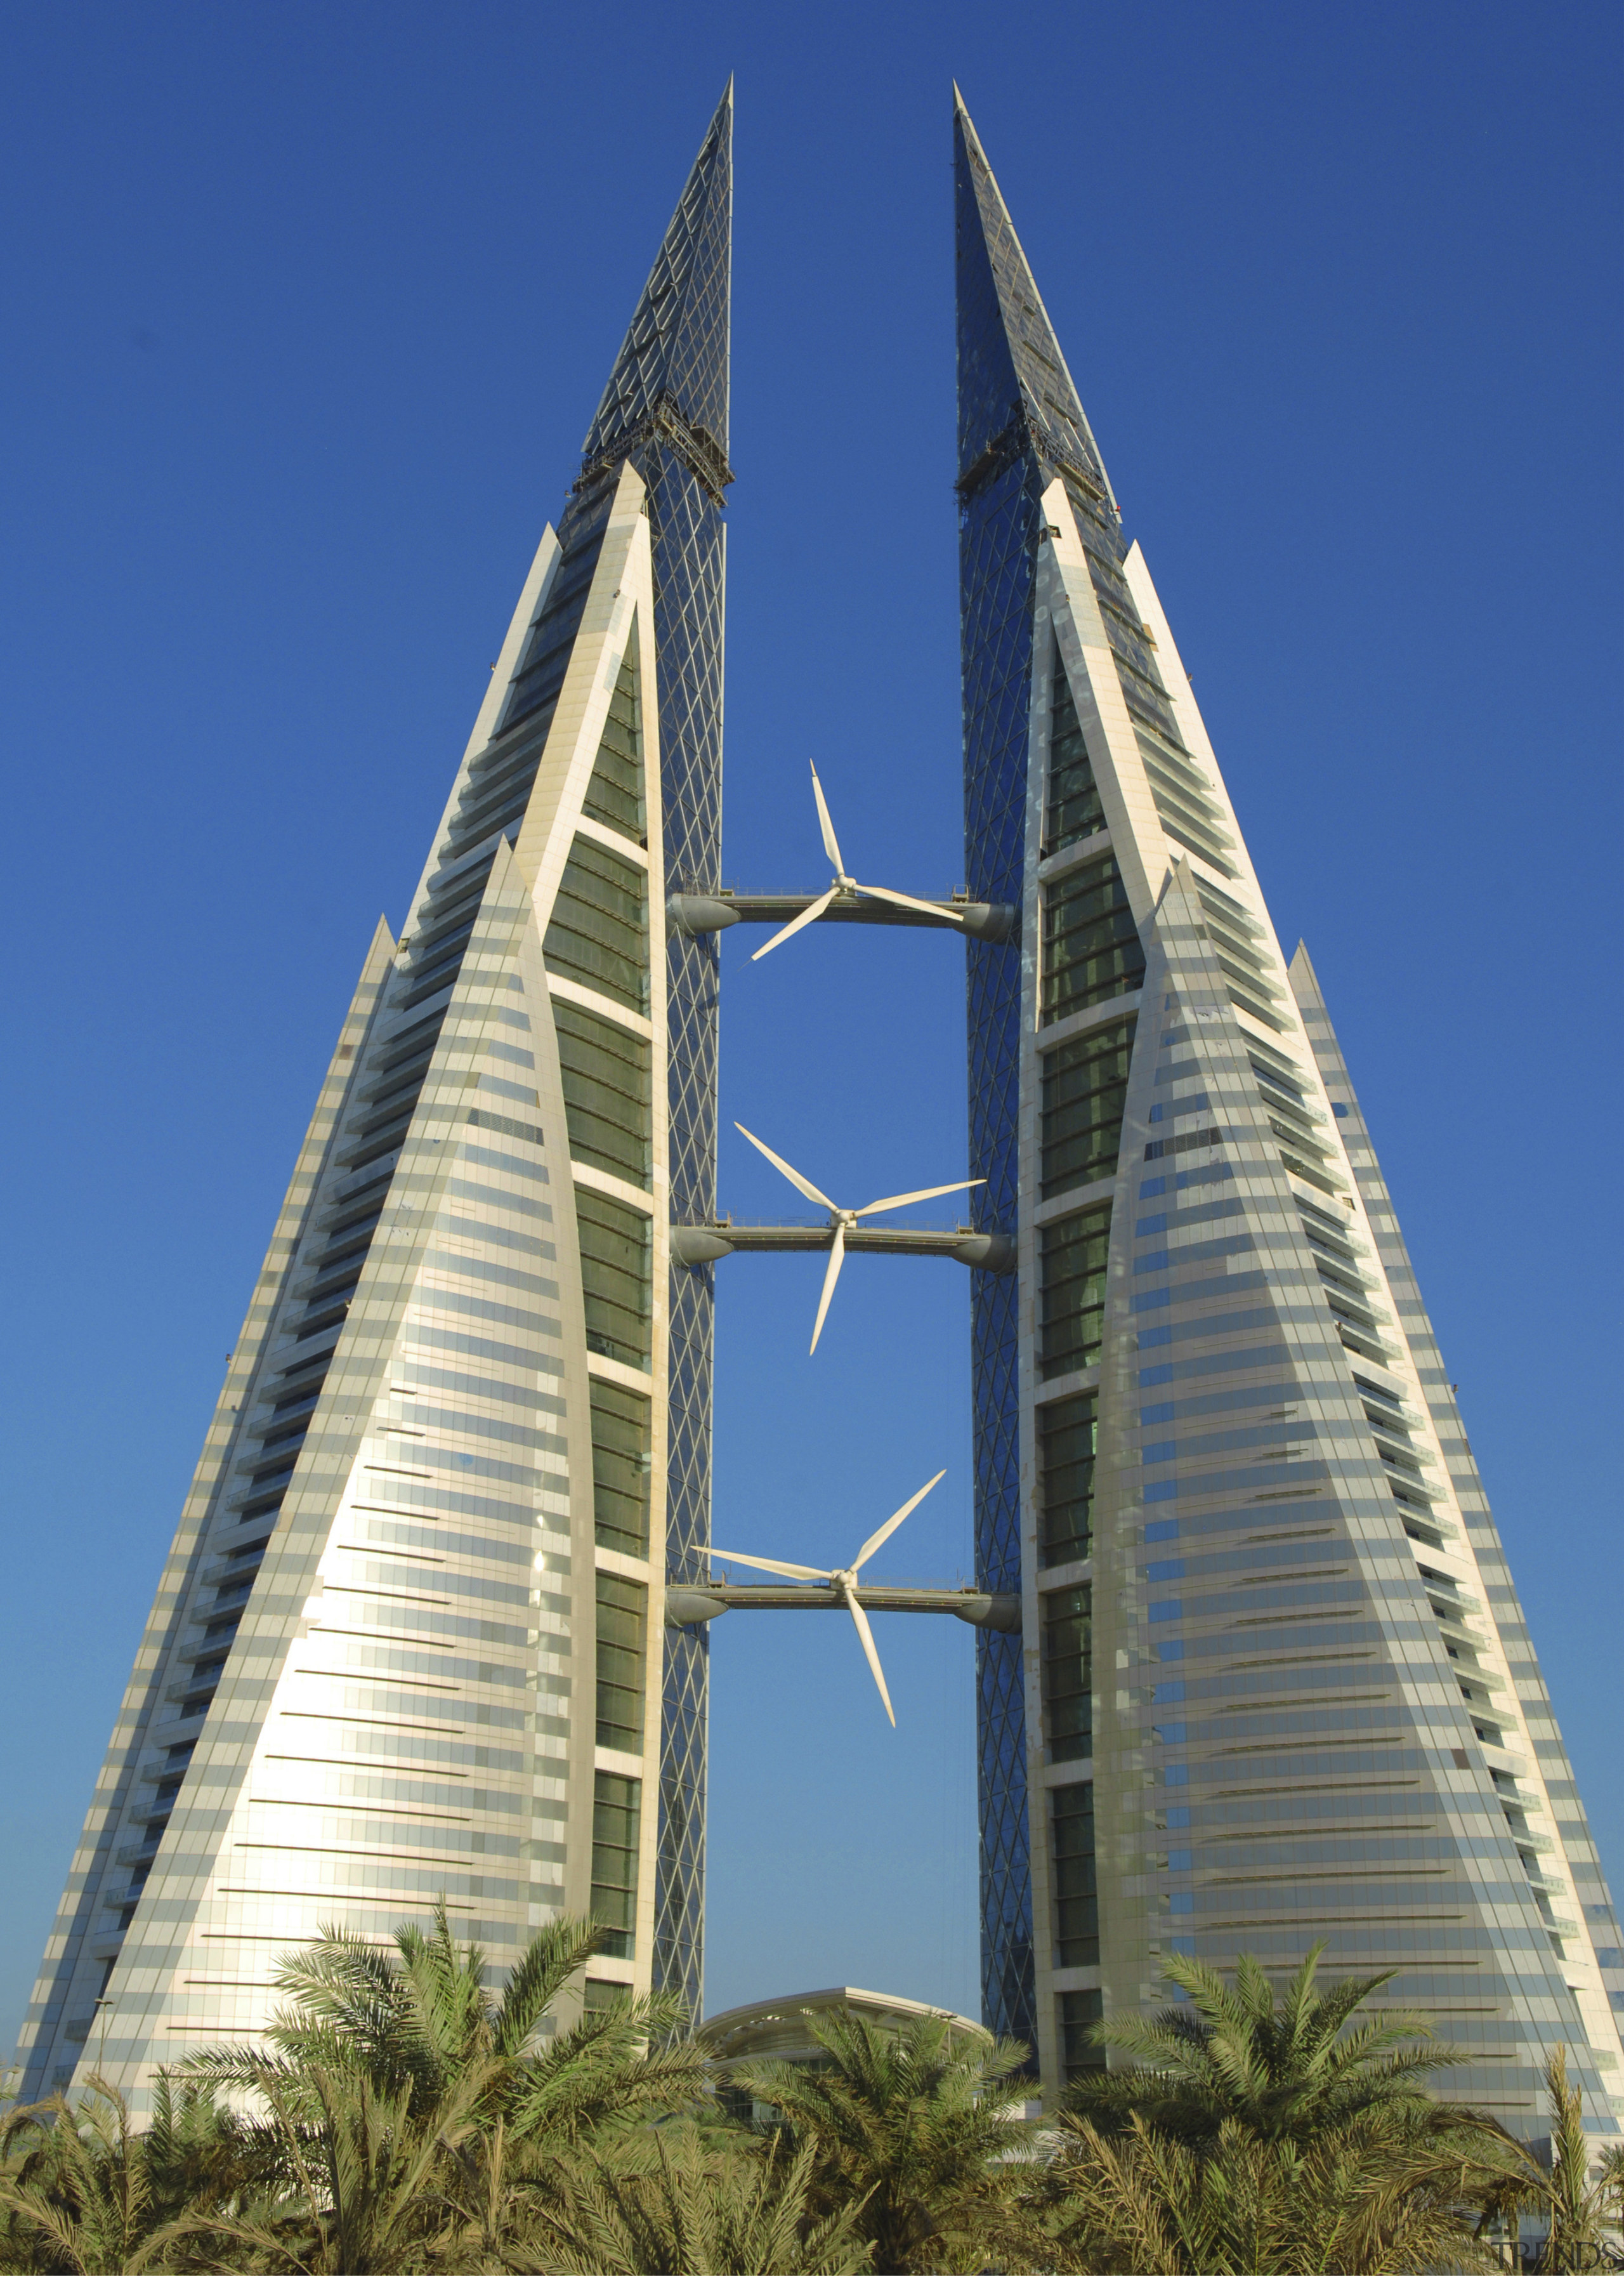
[230, 1488, 290, 1520]
[336, 1127, 410, 1173]
[1035, 990, 1143, 1051]
[1281, 1150, 1346, 1196]
[466, 1108, 546, 1148]
[297, 1267, 363, 1308]
[1144, 1129, 1223, 1162]
[1231, 988, 1290, 1033]
[400, 971, 462, 1014]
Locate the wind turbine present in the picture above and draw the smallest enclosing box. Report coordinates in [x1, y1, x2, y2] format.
[713, 1471, 946, 1725]
[752, 763, 966, 960]
[735, 1124, 981, 1352]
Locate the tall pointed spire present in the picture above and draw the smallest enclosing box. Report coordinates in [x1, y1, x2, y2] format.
[15, 93, 731, 2112]
[571, 81, 733, 2024]
[955, 89, 1624, 2129]
[583, 82, 733, 494]
[953, 91, 1113, 506]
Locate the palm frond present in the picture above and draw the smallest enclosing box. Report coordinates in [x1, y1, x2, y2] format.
[492, 1916, 606, 2060]
[1071, 1941, 1471, 2158]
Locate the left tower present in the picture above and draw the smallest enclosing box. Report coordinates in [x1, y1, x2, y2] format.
[16, 84, 731, 2106]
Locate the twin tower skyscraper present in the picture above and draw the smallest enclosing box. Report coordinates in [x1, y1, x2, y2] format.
[19, 87, 1622, 2139]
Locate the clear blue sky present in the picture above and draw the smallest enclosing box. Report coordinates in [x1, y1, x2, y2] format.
[2, 0, 1619, 2047]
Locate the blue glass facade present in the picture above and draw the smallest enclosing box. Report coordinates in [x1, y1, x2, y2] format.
[580, 86, 732, 2018]
[956, 90, 1192, 2051]
[955, 103, 1041, 2051]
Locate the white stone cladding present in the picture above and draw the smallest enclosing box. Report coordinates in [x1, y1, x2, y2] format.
[18, 466, 670, 2109]
[1015, 477, 1623, 2129]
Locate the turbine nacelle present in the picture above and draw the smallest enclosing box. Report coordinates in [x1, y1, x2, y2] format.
[712, 1471, 946, 1726]
[733, 1124, 983, 1352]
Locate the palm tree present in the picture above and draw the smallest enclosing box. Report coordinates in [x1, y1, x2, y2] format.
[1600, 2140, 1624, 2240]
[180, 1901, 710, 2153]
[141, 2071, 254, 2230]
[0, 2072, 242, 2274]
[726, 2008, 1043, 2274]
[1066, 1943, 1475, 2152]
[1536, 2045, 1623, 2273]
[1473, 2046, 1622, 2274]
[0, 2075, 157, 2275]
[522, 2122, 875, 2275]
[1047, 2103, 1510, 2275]
[164, 1902, 712, 2270]
[160, 2060, 492, 2274]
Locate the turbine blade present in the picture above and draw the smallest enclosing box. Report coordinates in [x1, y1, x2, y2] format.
[853, 882, 964, 923]
[733, 1122, 838, 1213]
[854, 1178, 985, 1217]
[750, 885, 839, 962]
[851, 1470, 947, 1572]
[810, 762, 845, 876]
[809, 1222, 845, 1355]
[710, 1549, 834, 1582]
[844, 1590, 896, 1727]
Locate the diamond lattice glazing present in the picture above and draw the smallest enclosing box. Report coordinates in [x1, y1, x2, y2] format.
[956, 89, 1191, 2055]
[957, 110, 1042, 2048]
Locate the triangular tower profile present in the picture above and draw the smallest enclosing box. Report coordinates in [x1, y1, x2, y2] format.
[16, 85, 731, 2105]
[953, 89, 1623, 2134]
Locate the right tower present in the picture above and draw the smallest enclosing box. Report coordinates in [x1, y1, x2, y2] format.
[953, 91, 1623, 2135]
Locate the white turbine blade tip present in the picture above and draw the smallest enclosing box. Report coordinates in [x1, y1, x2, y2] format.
[750, 885, 838, 961]
[846, 1595, 896, 1727]
[809, 1224, 846, 1355]
[710, 1549, 834, 1582]
[855, 1177, 985, 1218]
[810, 763, 845, 876]
[733, 1122, 837, 1213]
[852, 1470, 946, 1570]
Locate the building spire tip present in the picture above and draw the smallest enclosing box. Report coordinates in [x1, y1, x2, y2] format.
[580, 79, 732, 475]
[953, 98, 1118, 511]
